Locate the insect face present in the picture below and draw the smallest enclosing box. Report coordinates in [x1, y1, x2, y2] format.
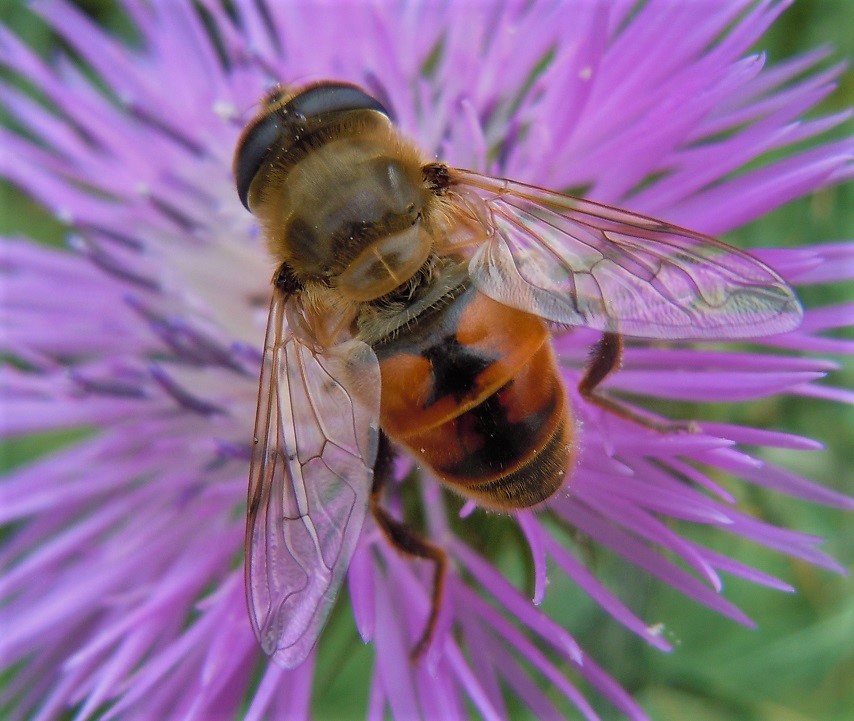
[234, 83, 436, 301]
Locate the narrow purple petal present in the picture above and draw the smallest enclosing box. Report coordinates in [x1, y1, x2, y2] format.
[241, 664, 289, 721]
[671, 138, 854, 233]
[516, 511, 548, 605]
[454, 582, 603, 721]
[730, 458, 854, 508]
[789, 242, 854, 285]
[661, 458, 738, 503]
[366, 673, 385, 721]
[572, 488, 727, 594]
[451, 540, 584, 663]
[480, 639, 570, 721]
[373, 564, 421, 720]
[700, 548, 795, 593]
[611, 367, 826, 401]
[554, 499, 757, 625]
[455, 614, 509, 720]
[347, 539, 376, 644]
[443, 642, 504, 721]
[414, 657, 467, 721]
[542, 529, 672, 651]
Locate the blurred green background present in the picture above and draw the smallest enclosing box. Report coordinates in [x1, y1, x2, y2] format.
[0, 1, 851, 720]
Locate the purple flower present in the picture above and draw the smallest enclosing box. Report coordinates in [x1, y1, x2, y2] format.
[1, 1, 852, 720]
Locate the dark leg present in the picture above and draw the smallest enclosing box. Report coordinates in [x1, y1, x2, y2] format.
[579, 332, 695, 432]
[370, 433, 448, 661]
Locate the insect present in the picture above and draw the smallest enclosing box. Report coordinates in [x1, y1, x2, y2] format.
[233, 81, 802, 668]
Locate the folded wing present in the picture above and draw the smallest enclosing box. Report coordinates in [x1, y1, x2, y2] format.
[246, 290, 380, 668]
[450, 169, 802, 340]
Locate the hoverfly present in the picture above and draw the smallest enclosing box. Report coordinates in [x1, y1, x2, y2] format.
[233, 81, 802, 668]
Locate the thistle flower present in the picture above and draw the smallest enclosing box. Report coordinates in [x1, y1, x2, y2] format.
[1, 2, 852, 720]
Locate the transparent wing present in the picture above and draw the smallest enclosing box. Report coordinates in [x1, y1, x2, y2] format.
[449, 168, 802, 340]
[246, 289, 380, 668]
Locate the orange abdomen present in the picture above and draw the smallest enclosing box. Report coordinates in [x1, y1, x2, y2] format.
[376, 286, 572, 509]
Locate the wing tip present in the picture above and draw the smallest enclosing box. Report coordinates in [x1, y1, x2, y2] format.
[271, 645, 312, 670]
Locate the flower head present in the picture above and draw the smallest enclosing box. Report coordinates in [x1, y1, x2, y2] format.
[1, 2, 852, 720]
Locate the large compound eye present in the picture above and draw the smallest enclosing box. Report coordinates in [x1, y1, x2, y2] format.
[234, 112, 286, 210]
[234, 83, 390, 211]
[285, 83, 389, 120]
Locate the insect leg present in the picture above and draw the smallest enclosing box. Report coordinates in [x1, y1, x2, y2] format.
[370, 433, 447, 661]
[579, 332, 695, 432]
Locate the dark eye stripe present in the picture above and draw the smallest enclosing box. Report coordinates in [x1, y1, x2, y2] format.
[234, 83, 389, 210]
[235, 113, 285, 210]
[286, 83, 388, 120]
